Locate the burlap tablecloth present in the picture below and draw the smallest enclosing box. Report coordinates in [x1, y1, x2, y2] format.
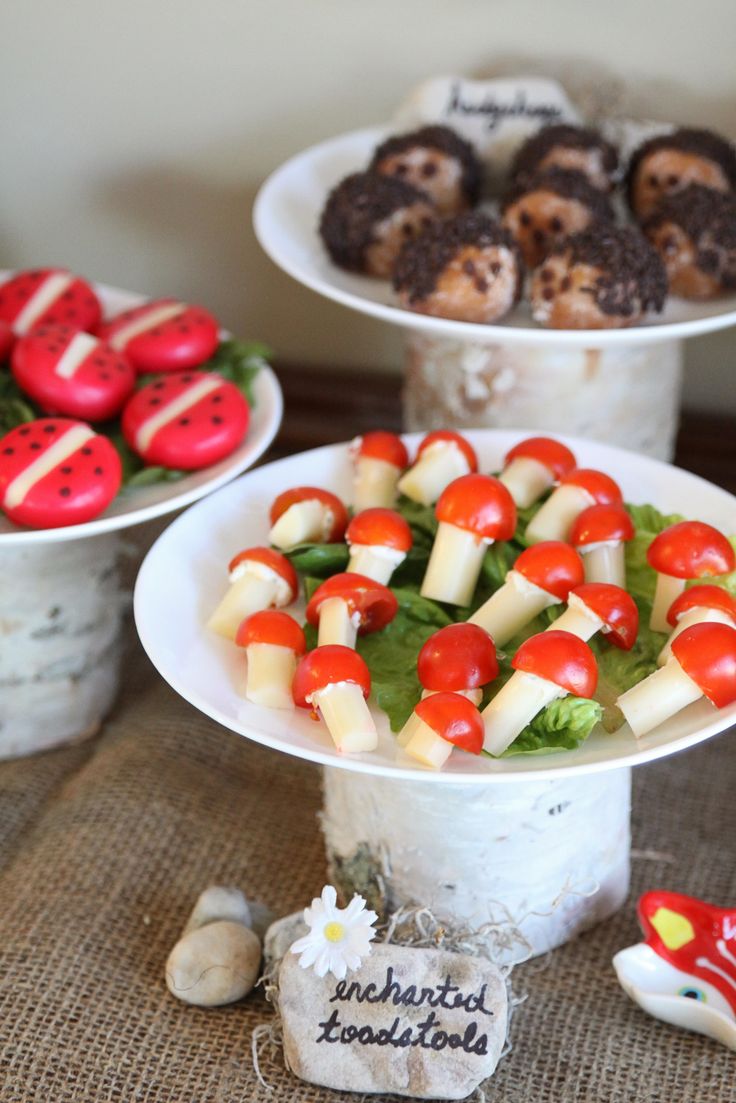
[1, 615, 734, 1101]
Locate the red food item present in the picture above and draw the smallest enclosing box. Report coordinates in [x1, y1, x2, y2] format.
[0, 268, 101, 336]
[352, 431, 408, 469]
[512, 630, 598, 697]
[235, 610, 306, 653]
[666, 584, 736, 628]
[227, 547, 298, 595]
[514, 541, 585, 600]
[415, 692, 484, 754]
[504, 436, 576, 481]
[346, 508, 412, 551]
[0, 321, 14, 361]
[417, 623, 498, 692]
[436, 474, 516, 540]
[305, 572, 398, 635]
[570, 503, 635, 547]
[560, 467, 623, 505]
[11, 325, 135, 422]
[647, 521, 735, 579]
[269, 486, 348, 542]
[97, 298, 219, 373]
[671, 622, 736, 708]
[416, 430, 478, 472]
[570, 583, 639, 649]
[121, 371, 249, 469]
[0, 418, 121, 528]
[292, 645, 371, 707]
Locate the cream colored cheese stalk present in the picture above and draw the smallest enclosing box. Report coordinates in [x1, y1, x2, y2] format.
[469, 569, 554, 645]
[546, 591, 605, 641]
[525, 484, 593, 544]
[399, 713, 454, 768]
[421, 522, 487, 606]
[244, 642, 297, 709]
[499, 455, 554, 509]
[353, 456, 401, 511]
[482, 670, 564, 756]
[310, 682, 378, 753]
[580, 540, 626, 588]
[269, 500, 333, 550]
[346, 543, 406, 585]
[208, 560, 289, 640]
[617, 657, 703, 737]
[658, 607, 735, 666]
[649, 574, 687, 634]
[397, 442, 469, 506]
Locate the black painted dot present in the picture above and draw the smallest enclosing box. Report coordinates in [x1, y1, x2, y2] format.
[59, 486, 71, 497]
[542, 287, 555, 301]
[93, 357, 105, 366]
[667, 174, 679, 187]
[647, 174, 659, 187]
[182, 375, 193, 383]
[17, 288, 29, 298]
[395, 163, 408, 176]
[462, 259, 476, 275]
[178, 324, 190, 333]
[3, 447, 14, 454]
[81, 447, 92, 456]
[151, 328, 162, 336]
[100, 371, 110, 380]
[43, 424, 57, 433]
[63, 290, 74, 300]
[519, 210, 532, 227]
[30, 442, 41, 451]
[61, 466, 73, 475]
[66, 309, 78, 319]
[153, 380, 166, 390]
[560, 276, 572, 292]
[490, 261, 501, 276]
[401, 223, 414, 237]
[94, 466, 104, 476]
[19, 427, 30, 436]
[474, 277, 489, 294]
[549, 216, 563, 233]
[533, 229, 546, 245]
[179, 417, 191, 426]
[149, 398, 161, 406]
[421, 161, 438, 178]
[211, 394, 223, 404]
[212, 415, 223, 424]
[540, 267, 554, 283]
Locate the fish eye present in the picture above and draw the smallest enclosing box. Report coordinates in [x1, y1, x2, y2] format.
[677, 986, 706, 1001]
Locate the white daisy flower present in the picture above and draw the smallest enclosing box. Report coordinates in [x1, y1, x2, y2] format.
[290, 885, 378, 980]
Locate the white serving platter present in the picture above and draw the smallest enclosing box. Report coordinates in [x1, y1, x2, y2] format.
[134, 430, 736, 784]
[253, 125, 736, 349]
[0, 280, 283, 545]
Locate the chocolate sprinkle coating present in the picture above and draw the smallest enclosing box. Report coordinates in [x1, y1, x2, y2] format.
[626, 127, 736, 208]
[510, 124, 618, 185]
[501, 167, 615, 223]
[319, 172, 433, 272]
[642, 183, 736, 288]
[370, 125, 482, 205]
[392, 213, 523, 304]
[548, 223, 667, 315]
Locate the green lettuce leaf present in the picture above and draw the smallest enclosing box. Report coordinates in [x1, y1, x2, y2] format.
[287, 543, 349, 578]
[498, 695, 603, 756]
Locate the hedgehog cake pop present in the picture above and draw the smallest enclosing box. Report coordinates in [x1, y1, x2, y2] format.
[501, 167, 614, 268]
[368, 124, 482, 216]
[530, 224, 667, 329]
[319, 171, 437, 278]
[641, 184, 736, 299]
[393, 213, 523, 324]
[627, 126, 736, 219]
[509, 123, 619, 192]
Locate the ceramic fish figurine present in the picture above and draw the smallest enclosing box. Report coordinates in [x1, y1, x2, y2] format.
[613, 890, 736, 1050]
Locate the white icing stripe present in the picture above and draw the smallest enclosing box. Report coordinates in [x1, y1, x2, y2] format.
[135, 377, 220, 453]
[3, 424, 95, 510]
[13, 272, 75, 335]
[54, 332, 99, 379]
[109, 302, 184, 350]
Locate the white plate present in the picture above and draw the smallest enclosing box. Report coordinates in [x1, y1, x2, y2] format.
[254, 125, 736, 349]
[0, 280, 283, 545]
[134, 430, 736, 784]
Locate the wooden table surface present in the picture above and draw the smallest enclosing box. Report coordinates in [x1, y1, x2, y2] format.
[271, 363, 736, 494]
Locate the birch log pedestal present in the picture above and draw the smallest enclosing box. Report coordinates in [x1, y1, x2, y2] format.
[0, 533, 128, 759]
[322, 766, 631, 963]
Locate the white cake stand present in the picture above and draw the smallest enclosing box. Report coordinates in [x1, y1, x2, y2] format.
[134, 430, 736, 962]
[0, 280, 283, 759]
[254, 126, 736, 460]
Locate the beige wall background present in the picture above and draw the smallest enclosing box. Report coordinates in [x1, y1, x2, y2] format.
[2, 0, 735, 412]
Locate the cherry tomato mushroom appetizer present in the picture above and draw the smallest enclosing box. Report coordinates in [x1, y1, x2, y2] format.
[469, 540, 584, 646]
[415, 622, 499, 707]
[498, 436, 576, 510]
[269, 486, 348, 550]
[658, 584, 736, 666]
[646, 521, 735, 633]
[525, 468, 622, 545]
[569, 503, 635, 589]
[350, 431, 409, 512]
[235, 610, 306, 709]
[397, 430, 477, 506]
[292, 645, 377, 753]
[305, 572, 398, 648]
[400, 692, 485, 769]
[345, 508, 412, 584]
[617, 622, 736, 738]
[548, 583, 639, 648]
[482, 630, 598, 756]
[207, 547, 298, 640]
[421, 474, 517, 607]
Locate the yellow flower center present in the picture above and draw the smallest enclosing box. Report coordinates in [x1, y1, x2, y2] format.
[324, 921, 345, 943]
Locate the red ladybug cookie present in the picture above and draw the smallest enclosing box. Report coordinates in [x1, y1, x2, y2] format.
[11, 325, 136, 422]
[0, 268, 101, 336]
[0, 418, 122, 528]
[121, 371, 249, 469]
[97, 298, 220, 373]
